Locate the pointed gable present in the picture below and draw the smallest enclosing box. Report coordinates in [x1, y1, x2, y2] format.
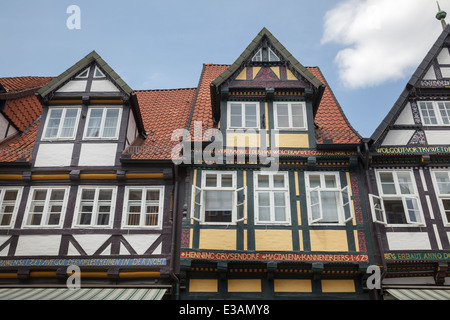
[371, 24, 450, 155]
[37, 51, 133, 100]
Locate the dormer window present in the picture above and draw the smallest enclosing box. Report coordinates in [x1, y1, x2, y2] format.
[418, 101, 450, 125]
[42, 107, 81, 140]
[84, 107, 122, 139]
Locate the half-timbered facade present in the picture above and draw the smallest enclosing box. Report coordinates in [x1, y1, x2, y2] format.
[179, 28, 375, 300]
[364, 23, 450, 300]
[0, 51, 181, 300]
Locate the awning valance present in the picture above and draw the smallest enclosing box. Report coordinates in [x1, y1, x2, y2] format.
[0, 288, 167, 300]
[386, 288, 450, 300]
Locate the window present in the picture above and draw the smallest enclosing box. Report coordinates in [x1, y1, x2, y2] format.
[254, 172, 290, 225]
[24, 187, 70, 228]
[369, 170, 424, 226]
[123, 187, 164, 229]
[305, 172, 352, 225]
[73, 186, 117, 227]
[251, 47, 280, 62]
[43, 107, 81, 140]
[227, 102, 260, 129]
[191, 171, 246, 224]
[0, 187, 22, 228]
[418, 101, 450, 125]
[274, 102, 307, 130]
[84, 107, 122, 139]
[431, 170, 450, 226]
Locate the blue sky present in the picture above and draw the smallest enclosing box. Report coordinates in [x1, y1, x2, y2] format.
[0, 0, 447, 138]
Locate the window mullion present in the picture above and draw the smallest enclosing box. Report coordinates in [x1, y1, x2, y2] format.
[141, 188, 146, 227]
[43, 189, 51, 227]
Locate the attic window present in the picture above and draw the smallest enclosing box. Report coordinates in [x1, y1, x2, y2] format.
[93, 65, 106, 78]
[75, 67, 90, 79]
[251, 47, 280, 62]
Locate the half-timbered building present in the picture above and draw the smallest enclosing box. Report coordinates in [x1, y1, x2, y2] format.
[363, 18, 450, 300]
[178, 28, 375, 300]
[0, 51, 183, 300]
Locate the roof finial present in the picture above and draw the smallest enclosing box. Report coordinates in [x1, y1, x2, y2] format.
[436, 1, 447, 30]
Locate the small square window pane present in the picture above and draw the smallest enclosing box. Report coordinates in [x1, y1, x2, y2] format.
[33, 190, 47, 201]
[146, 190, 160, 201]
[325, 175, 337, 188]
[258, 175, 270, 188]
[205, 174, 217, 187]
[98, 190, 112, 201]
[258, 207, 270, 221]
[309, 175, 321, 188]
[258, 192, 270, 207]
[221, 175, 233, 187]
[50, 190, 65, 201]
[82, 189, 95, 200]
[3, 190, 18, 201]
[128, 190, 142, 201]
[273, 175, 285, 188]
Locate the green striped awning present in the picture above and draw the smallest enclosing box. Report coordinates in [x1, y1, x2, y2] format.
[386, 289, 450, 300]
[0, 288, 167, 300]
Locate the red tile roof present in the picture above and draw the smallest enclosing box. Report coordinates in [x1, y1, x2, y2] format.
[0, 77, 54, 93]
[188, 64, 229, 141]
[307, 67, 361, 144]
[130, 88, 197, 160]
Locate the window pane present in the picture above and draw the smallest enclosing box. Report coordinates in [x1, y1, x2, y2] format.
[309, 175, 321, 188]
[45, 109, 62, 138]
[397, 172, 414, 195]
[221, 174, 233, 187]
[102, 109, 120, 138]
[438, 102, 450, 124]
[205, 191, 232, 210]
[291, 104, 304, 128]
[435, 172, 450, 194]
[406, 198, 421, 223]
[33, 190, 47, 201]
[86, 109, 103, 137]
[273, 175, 285, 188]
[325, 175, 337, 188]
[321, 191, 339, 222]
[443, 199, 450, 222]
[384, 199, 407, 224]
[379, 172, 396, 194]
[3, 190, 18, 201]
[50, 190, 65, 201]
[258, 192, 270, 207]
[128, 190, 142, 200]
[146, 190, 160, 201]
[230, 104, 242, 128]
[245, 104, 257, 128]
[82, 189, 95, 200]
[60, 109, 78, 138]
[277, 104, 289, 128]
[420, 102, 438, 125]
[98, 190, 112, 201]
[205, 174, 217, 187]
[274, 192, 286, 222]
[258, 175, 270, 188]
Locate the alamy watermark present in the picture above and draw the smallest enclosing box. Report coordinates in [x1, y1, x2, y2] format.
[66, 5, 81, 30]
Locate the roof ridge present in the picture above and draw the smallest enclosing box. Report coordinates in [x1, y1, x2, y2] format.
[134, 88, 197, 92]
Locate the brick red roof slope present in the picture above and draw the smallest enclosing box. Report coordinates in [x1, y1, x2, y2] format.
[307, 67, 361, 144]
[188, 64, 229, 141]
[131, 88, 197, 160]
[0, 77, 54, 93]
[0, 77, 53, 131]
[0, 120, 38, 162]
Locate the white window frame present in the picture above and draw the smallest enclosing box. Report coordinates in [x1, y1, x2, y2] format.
[254, 171, 291, 225]
[0, 187, 23, 229]
[191, 171, 246, 225]
[23, 186, 70, 228]
[274, 102, 308, 131]
[431, 169, 450, 226]
[42, 106, 81, 140]
[227, 102, 260, 130]
[370, 170, 425, 227]
[122, 186, 164, 229]
[72, 186, 117, 228]
[418, 101, 450, 126]
[305, 172, 353, 226]
[83, 106, 122, 140]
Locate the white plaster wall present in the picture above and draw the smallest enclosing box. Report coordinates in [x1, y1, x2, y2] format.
[381, 130, 415, 146]
[437, 48, 450, 64]
[394, 103, 414, 125]
[123, 234, 161, 255]
[90, 80, 120, 92]
[56, 80, 87, 93]
[423, 66, 437, 80]
[126, 109, 138, 147]
[15, 235, 62, 256]
[78, 143, 117, 166]
[386, 232, 431, 250]
[440, 67, 450, 78]
[72, 235, 110, 256]
[425, 131, 450, 145]
[34, 144, 74, 167]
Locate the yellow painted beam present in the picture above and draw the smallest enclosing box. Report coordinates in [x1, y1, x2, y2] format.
[32, 174, 70, 180]
[48, 100, 83, 105]
[125, 173, 164, 179]
[80, 174, 117, 180]
[119, 271, 161, 278]
[0, 174, 22, 180]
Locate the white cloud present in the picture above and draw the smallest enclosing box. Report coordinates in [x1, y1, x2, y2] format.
[322, 0, 445, 89]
